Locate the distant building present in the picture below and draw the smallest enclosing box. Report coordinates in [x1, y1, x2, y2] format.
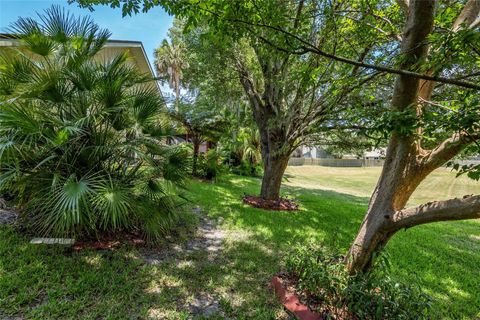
[363, 149, 386, 160]
[294, 146, 334, 158]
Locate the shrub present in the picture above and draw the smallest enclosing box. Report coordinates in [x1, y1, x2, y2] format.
[230, 159, 263, 177]
[196, 149, 223, 180]
[284, 243, 432, 319]
[0, 6, 190, 241]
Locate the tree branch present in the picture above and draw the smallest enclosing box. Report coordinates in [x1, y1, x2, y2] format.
[391, 194, 480, 229]
[238, 21, 480, 90]
[452, 0, 480, 31]
[233, 57, 264, 115]
[195, 6, 480, 90]
[422, 131, 480, 171]
[351, 46, 372, 75]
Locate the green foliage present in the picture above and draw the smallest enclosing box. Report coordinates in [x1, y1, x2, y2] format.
[377, 107, 420, 137]
[285, 242, 432, 319]
[196, 149, 224, 180]
[0, 6, 190, 241]
[448, 161, 480, 181]
[229, 160, 263, 177]
[220, 126, 263, 177]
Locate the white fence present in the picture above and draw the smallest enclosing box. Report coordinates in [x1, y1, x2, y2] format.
[288, 158, 384, 167]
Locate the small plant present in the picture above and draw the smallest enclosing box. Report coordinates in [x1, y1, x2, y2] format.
[284, 243, 432, 319]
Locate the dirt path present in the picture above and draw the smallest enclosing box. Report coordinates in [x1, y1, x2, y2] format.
[143, 206, 227, 319]
[185, 207, 225, 256]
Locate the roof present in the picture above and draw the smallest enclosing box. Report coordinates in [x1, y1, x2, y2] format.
[0, 33, 160, 93]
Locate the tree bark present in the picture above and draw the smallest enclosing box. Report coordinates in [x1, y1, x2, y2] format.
[260, 152, 289, 200]
[346, 0, 437, 274]
[346, 132, 473, 274]
[235, 57, 293, 200]
[346, 135, 426, 273]
[256, 108, 290, 200]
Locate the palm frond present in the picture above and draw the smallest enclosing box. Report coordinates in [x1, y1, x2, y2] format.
[92, 178, 133, 230]
[0, 6, 188, 241]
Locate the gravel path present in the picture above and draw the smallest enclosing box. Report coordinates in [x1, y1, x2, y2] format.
[185, 207, 225, 257]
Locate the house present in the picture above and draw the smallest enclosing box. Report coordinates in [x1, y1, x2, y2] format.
[0, 34, 161, 94]
[293, 146, 334, 159]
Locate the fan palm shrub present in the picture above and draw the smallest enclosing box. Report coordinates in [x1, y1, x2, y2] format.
[0, 6, 190, 241]
[223, 127, 262, 177]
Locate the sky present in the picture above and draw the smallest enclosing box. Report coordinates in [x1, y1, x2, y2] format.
[0, 0, 174, 70]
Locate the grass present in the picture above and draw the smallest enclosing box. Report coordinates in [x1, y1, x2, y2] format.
[0, 227, 192, 319]
[284, 166, 480, 205]
[1, 165, 479, 319]
[185, 166, 480, 319]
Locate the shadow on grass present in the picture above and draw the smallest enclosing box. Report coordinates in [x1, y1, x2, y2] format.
[0, 224, 283, 319]
[0, 226, 195, 319]
[2, 173, 479, 319]
[187, 175, 368, 249]
[186, 175, 480, 319]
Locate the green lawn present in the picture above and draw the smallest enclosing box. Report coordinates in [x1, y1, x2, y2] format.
[185, 166, 480, 319]
[1, 166, 479, 319]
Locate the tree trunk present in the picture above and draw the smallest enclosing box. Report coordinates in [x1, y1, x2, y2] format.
[257, 125, 291, 200]
[235, 53, 294, 201]
[260, 153, 289, 200]
[255, 105, 290, 200]
[346, 134, 424, 273]
[347, 174, 480, 274]
[346, 0, 437, 273]
[192, 137, 200, 176]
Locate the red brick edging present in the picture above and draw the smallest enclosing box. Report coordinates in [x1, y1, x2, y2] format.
[271, 276, 322, 320]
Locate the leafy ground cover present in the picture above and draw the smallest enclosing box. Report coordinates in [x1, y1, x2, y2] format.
[1, 166, 479, 319]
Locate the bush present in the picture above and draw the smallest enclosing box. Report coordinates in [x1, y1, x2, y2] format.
[230, 159, 263, 177]
[284, 243, 432, 319]
[196, 149, 224, 180]
[0, 6, 190, 241]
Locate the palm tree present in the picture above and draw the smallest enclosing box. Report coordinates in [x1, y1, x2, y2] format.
[154, 39, 189, 108]
[0, 6, 190, 241]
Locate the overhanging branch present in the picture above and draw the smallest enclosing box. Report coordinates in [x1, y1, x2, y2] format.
[391, 194, 480, 229]
[205, 13, 480, 90]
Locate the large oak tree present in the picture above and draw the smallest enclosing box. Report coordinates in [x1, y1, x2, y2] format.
[74, 0, 377, 201]
[167, 0, 480, 273]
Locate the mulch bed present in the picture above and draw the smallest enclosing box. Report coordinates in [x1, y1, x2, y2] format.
[272, 272, 353, 320]
[243, 195, 299, 211]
